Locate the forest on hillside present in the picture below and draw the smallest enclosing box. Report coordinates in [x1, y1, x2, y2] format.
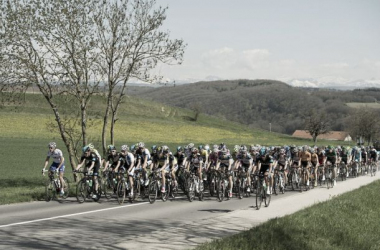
[128, 79, 380, 135]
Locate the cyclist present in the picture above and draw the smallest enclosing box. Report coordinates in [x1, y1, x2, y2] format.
[186, 147, 204, 187]
[120, 145, 135, 197]
[199, 145, 209, 182]
[361, 146, 368, 174]
[339, 146, 351, 178]
[369, 146, 378, 172]
[325, 145, 337, 186]
[235, 145, 253, 192]
[299, 145, 311, 188]
[310, 148, 319, 187]
[215, 145, 234, 198]
[103, 145, 121, 172]
[257, 147, 273, 195]
[42, 142, 65, 196]
[75, 144, 101, 199]
[275, 148, 288, 187]
[136, 142, 151, 186]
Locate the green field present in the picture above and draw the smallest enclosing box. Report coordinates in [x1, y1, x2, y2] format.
[0, 93, 351, 204]
[196, 180, 380, 250]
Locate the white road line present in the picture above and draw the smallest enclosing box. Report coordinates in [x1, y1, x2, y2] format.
[0, 202, 149, 229]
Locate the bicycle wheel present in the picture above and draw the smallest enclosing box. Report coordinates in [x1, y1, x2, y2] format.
[256, 184, 262, 210]
[273, 175, 279, 195]
[209, 174, 216, 197]
[148, 181, 157, 204]
[161, 182, 169, 202]
[237, 180, 244, 199]
[61, 177, 70, 199]
[116, 180, 126, 205]
[198, 180, 204, 201]
[264, 187, 271, 207]
[103, 178, 114, 200]
[45, 181, 55, 202]
[92, 178, 102, 202]
[291, 172, 297, 191]
[76, 179, 87, 203]
[280, 175, 285, 194]
[216, 178, 224, 202]
[187, 178, 195, 202]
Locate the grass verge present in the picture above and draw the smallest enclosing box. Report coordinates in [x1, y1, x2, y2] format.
[196, 180, 380, 250]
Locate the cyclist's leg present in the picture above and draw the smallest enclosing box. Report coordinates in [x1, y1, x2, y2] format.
[161, 166, 167, 191]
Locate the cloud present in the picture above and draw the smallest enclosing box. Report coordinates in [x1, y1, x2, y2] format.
[200, 47, 237, 69]
[201, 47, 271, 71]
[321, 62, 350, 69]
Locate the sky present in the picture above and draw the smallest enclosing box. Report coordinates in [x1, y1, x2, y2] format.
[153, 0, 380, 87]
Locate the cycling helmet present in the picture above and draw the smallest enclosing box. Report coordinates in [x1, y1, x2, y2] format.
[177, 146, 183, 152]
[198, 145, 203, 150]
[88, 143, 94, 150]
[130, 144, 136, 151]
[138, 142, 145, 148]
[151, 145, 157, 151]
[188, 143, 194, 149]
[162, 145, 169, 153]
[48, 142, 56, 149]
[240, 145, 248, 153]
[260, 147, 266, 156]
[107, 145, 116, 151]
[204, 144, 210, 151]
[310, 149, 315, 154]
[121, 145, 129, 151]
[191, 147, 198, 154]
[82, 145, 90, 153]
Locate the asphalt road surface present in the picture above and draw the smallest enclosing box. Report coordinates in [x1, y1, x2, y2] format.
[1, 172, 379, 250]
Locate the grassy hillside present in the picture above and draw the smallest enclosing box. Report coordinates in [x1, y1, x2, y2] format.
[130, 79, 380, 134]
[0, 93, 351, 204]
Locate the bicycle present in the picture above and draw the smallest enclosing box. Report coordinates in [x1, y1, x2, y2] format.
[207, 165, 218, 197]
[289, 165, 301, 191]
[369, 160, 377, 177]
[134, 168, 147, 200]
[325, 163, 334, 189]
[102, 169, 119, 200]
[216, 166, 230, 202]
[185, 165, 204, 202]
[338, 162, 347, 181]
[75, 170, 102, 203]
[255, 173, 271, 210]
[299, 165, 310, 192]
[43, 169, 70, 201]
[116, 170, 134, 204]
[273, 168, 285, 195]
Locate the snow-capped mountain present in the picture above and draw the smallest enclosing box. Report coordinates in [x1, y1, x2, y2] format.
[283, 77, 380, 90]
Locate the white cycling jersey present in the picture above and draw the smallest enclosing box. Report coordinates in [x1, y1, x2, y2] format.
[47, 149, 63, 164]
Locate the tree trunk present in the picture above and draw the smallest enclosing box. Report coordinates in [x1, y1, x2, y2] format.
[102, 90, 113, 156]
[313, 135, 317, 145]
[81, 101, 87, 146]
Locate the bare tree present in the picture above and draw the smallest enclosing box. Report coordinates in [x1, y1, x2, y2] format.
[304, 109, 330, 144]
[94, 0, 186, 155]
[347, 108, 380, 145]
[0, 0, 102, 180]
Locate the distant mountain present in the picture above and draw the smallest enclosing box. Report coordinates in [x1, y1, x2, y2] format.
[284, 77, 380, 90]
[129, 79, 380, 135]
[145, 76, 380, 90]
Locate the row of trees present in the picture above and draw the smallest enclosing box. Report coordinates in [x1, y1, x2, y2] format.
[0, 0, 186, 178]
[304, 109, 380, 145]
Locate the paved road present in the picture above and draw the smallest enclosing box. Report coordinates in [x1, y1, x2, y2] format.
[1, 173, 379, 250]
